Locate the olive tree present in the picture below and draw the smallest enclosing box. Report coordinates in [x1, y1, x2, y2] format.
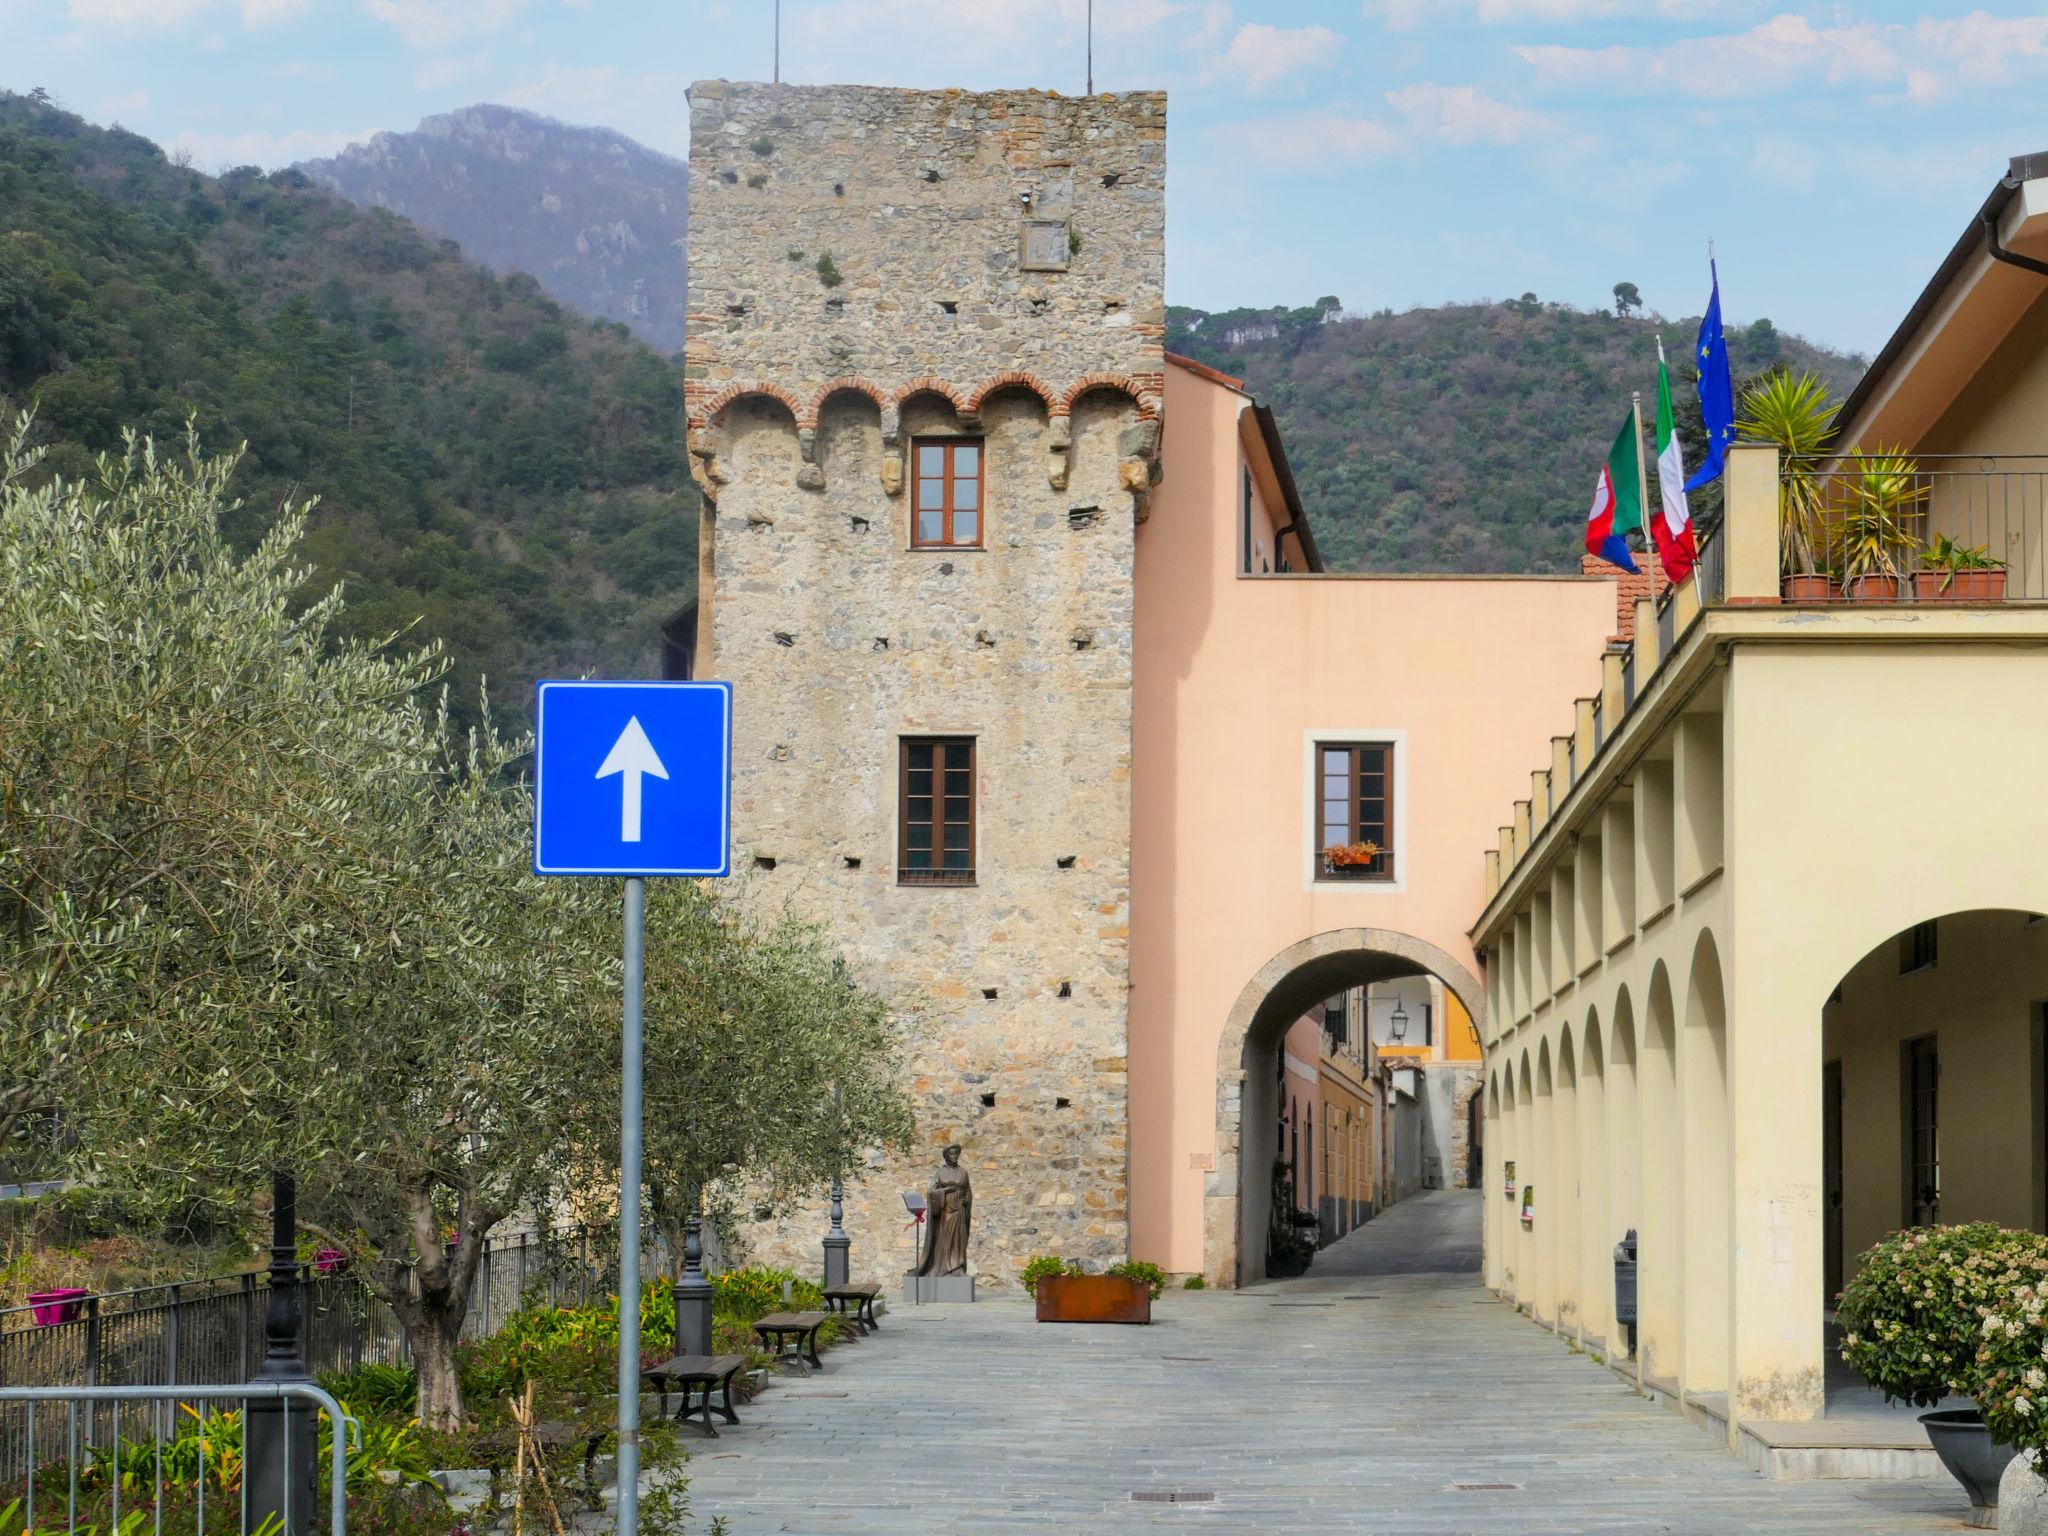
[2, 421, 616, 1426]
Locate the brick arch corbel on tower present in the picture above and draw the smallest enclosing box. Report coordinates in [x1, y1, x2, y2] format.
[686, 382, 812, 498]
[966, 371, 1059, 418]
[1060, 373, 1163, 421]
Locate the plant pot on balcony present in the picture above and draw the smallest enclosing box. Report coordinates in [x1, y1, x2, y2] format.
[1780, 573, 1837, 602]
[1033, 1272, 1151, 1324]
[1919, 1408, 2017, 1528]
[1845, 573, 1908, 602]
[27, 1288, 90, 1326]
[1912, 569, 2008, 602]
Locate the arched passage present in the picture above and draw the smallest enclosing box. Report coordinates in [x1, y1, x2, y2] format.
[1533, 1041, 1556, 1324]
[1682, 931, 1730, 1395]
[1638, 963, 1681, 1385]
[1210, 927, 1490, 1286]
[1575, 1011, 1611, 1347]
[1552, 1029, 1581, 1334]
[1515, 1052, 1534, 1308]
[1604, 987, 1642, 1349]
[1484, 1069, 1505, 1290]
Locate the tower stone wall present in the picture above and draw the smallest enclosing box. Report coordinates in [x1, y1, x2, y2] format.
[684, 82, 1165, 1285]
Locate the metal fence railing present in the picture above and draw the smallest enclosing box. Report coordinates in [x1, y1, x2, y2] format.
[0, 1381, 350, 1532]
[0, 1229, 619, 1395]
[1781, 454, 2048, 599]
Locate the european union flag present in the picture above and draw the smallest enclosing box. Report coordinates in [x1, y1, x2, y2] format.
[1683, 259, 1735, 491]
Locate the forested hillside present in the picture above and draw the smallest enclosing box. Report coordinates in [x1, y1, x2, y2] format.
[0, 90, 695, 726]
[1168, 296, 1867, 573]
[300, 106, 688, 352]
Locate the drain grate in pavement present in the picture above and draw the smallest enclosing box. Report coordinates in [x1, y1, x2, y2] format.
[1267, 1301, 1334, 1307]
[1341, 1294, 1382, 1300]
[1446, 1482, 1523, 1492]
[1161, 1355, 1213, 1362]
[1131, 1491, 1217, 1504]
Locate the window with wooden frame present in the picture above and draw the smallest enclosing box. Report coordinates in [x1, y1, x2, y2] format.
[899, 737, 976, 885]
[1316, 742, 1394, 881]
[910, 438, 984, 548]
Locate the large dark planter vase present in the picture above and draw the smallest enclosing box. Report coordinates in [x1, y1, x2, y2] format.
[1265, 1249, 1311, 1280]
[1920, 1408, 2019, 1528]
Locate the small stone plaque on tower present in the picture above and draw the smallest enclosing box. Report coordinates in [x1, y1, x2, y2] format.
[1021, 220, 1071, 272]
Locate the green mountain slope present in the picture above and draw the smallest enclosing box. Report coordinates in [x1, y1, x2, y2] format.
[1168, 297, 1867, 573]
[0, 90, 695, 725]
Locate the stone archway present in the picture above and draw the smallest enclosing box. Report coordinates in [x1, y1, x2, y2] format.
[1207, 927, 1490, 1287]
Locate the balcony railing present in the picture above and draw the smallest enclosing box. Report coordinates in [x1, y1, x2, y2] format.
[1780, 454, 2048, 600]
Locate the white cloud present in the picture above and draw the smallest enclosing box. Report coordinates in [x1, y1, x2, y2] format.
[240, 0, 306, 21]
[363, 0, 528, 50]
[98, 88, 151, 118]
[1367, 0, 1738, 26]
[1747, 134, 1814, 192]
[66, 0, 210, 28]
[167, 125, 374, 170]
[1515, 10, 2048, 103]
[1219, 107, 1402, 171]
[414, 50, 491, 90]
[1210, 21, 1344, 93]
[1387, 82, 1556, 146]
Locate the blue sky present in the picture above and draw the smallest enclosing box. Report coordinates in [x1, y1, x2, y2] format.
[9, 0, 2048, 354]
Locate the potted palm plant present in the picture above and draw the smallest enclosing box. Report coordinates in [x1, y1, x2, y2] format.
[1832, 451, 1924, 601]
[1736, 370, 1839, 600]
[1913, 534, 2007, 602]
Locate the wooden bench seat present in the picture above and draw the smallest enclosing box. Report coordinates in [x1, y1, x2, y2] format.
[641, 1353, 749, 1437]
[752, 1309, 830, 1373]
[822, 1283, 883, 1335]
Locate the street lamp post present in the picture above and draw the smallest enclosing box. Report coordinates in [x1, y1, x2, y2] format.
[823, 1083, 850, 1288]
[244, 1171, 314, 1536]
[676, 1197, 713, 1357]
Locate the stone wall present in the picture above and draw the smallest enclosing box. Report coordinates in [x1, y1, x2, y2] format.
[683, 82, 1165, 1286]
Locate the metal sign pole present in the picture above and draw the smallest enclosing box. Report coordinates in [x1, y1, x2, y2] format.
[617, 876, 646, 1536]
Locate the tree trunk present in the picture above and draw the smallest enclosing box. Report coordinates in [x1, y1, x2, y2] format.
[411, 1313, 466, 1432]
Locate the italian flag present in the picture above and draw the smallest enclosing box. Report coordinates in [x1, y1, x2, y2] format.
[1585, 411, 1643, 574]
[1652, 338, 1699, 582]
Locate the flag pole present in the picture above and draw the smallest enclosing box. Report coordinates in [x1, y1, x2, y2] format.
[1631, 390, 1652, 569]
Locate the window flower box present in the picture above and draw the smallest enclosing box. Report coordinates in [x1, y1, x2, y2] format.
[1321, 841, 1381, 871]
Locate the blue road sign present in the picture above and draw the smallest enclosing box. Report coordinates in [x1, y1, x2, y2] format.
[533, 680, 732, 877]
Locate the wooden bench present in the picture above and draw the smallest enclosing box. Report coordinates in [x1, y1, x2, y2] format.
[752, 1309, 829, 1373]
[640, 1354, 748, 1437]
[822, 1283, 883, 1335]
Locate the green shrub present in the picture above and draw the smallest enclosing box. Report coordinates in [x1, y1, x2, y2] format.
[1839, 1224, 2048, 1407]
[1106, 1260, 1167, 1299]
[815, 254, 843, 288]
[710, 1265, 824, 1322]
[1020, 1255, 1080, 1294]
[317, 1361, 416, 1417]
[1182, 1274, 1207, 1290]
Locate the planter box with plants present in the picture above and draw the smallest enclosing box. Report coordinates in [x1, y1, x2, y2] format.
[1023, 1257, 1163, 1323]
[1838, 1223, 2048, 1528]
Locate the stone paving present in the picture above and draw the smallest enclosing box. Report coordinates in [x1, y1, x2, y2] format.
[680, 1192, 1965, 1533]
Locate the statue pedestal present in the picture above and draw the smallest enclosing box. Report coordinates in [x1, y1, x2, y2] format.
[902, 1274, 977, 1304]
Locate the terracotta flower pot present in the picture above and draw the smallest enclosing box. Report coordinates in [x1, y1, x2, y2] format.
[1845, 573, 1907, 602]
[1780, 573, 1836, 602]
[1034, 1272, 1152, 1324]
[1912, 569, 2007, 602]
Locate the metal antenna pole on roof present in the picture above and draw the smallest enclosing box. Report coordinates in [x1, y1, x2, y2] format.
[1087, 0, 1094, 94]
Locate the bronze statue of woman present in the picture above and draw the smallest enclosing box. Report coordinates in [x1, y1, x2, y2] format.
[913, 1143, 972, 1277]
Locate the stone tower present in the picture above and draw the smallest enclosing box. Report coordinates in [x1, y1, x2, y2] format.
[683, 82, 1165, 1283]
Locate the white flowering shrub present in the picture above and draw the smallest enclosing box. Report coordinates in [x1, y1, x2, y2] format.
[1838, 1224, 2048, 1409]
[1977, 1256, 2048, 1453]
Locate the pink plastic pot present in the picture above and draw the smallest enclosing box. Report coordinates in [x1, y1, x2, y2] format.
[28, 1288, 90, 1326]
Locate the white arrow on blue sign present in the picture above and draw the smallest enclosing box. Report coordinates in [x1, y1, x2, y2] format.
[532, 680, 732, 877]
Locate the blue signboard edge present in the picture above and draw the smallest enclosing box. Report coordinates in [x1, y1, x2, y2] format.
[530, 678, 734, 878]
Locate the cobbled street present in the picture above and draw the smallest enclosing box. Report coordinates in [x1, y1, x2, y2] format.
[681, 1193, 1960, 1534]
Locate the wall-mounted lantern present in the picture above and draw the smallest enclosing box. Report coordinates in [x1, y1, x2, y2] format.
[1389, 1003, 1409, 1043]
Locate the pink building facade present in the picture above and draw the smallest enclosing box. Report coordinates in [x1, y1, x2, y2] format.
[1130, 356, 1615, 1283]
